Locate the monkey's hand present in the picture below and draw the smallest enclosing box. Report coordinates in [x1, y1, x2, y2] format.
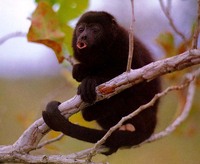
[42, 101, 68, 132]
[78, 77, 97, 103]
[72, 64, 90, 82]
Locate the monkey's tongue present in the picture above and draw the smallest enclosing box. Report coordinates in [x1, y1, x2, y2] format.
[77, 41, 87, 49]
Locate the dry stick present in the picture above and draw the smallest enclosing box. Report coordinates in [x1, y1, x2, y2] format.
[87, 68, 199, 159]
[192, 0, 200, 49]
[159, 0, 187, 43]
[126, 0, 135, 72]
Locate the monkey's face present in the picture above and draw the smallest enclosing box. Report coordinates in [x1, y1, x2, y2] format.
[72, 12, 118, 65]
[75, 23, 104, 52]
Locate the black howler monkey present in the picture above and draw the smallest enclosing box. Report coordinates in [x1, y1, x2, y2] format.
[42, 11, 161, 155]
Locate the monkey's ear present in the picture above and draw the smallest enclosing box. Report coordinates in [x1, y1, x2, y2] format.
[111, 19, 118, 38]
[111, 18, 117, 25]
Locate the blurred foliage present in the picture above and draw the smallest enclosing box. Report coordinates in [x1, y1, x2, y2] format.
[156, 32, 190, 57]
[28, 0, 89, 63]
[156, 24, 194, 88]
[156, 22, 195, 58]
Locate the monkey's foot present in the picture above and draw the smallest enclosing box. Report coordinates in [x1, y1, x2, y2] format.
[119, 124, 135, 132]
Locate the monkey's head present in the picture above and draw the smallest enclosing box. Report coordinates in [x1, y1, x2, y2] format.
[72, 11, 118, 64]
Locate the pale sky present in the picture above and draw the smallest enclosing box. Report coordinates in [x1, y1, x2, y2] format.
[0, 0, 59, 78]
[0, 0, 197, 78]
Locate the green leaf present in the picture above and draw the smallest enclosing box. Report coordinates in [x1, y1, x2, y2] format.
[57, 0, 89, 24]
[35, 0, 60, 6]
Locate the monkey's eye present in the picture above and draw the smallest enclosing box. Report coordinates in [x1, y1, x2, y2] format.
[78, 27, 84, 33]
[92, 26, 101, 33]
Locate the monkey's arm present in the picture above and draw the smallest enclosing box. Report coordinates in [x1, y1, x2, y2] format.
[72, 64, 90, 82]
[72, 63, 98, 103]
[77, 74, 113, 103]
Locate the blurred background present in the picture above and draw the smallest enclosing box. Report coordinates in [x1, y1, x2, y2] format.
[0, 0, 200, 163]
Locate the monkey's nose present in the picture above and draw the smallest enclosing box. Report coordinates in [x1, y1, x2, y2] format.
[81, 35, 87, 40]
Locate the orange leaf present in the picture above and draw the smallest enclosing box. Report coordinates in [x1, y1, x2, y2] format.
[27, 1, 65, 63]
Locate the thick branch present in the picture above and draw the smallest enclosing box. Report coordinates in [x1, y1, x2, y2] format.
[59, 49, 200, 114]
[0, 49, 200, 163]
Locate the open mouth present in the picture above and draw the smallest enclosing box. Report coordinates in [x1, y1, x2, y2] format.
[77, 41, 87, 49]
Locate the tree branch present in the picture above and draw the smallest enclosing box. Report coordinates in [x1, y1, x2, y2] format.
[0, 49, 199, 163]
[37, 134, 64, 150]
[59, 49, 200, 115]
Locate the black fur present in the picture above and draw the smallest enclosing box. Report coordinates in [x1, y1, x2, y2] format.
[42, 11, 161, 155]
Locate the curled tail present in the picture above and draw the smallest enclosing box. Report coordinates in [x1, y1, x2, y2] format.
[42, 101, 151, 155]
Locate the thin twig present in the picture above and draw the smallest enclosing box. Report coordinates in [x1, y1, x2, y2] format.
[166, 0, 172, 12]
[159, 0, 187, 43]
[37, 134, 64, 149]
[64, 56, 76, 66]
[144, 68, 200, 143]
[126, 0, 135, 72]
[192, 0, 200, 49]
[0, 32, 26, 45]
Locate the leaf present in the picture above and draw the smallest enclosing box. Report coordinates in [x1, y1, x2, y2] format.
[35, 0, 59, 5]
[28, 0, 89, 63]
[27, 1, 65, 63]
[57, 0, 89, 23]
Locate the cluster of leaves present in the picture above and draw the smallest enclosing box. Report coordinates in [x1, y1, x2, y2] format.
[27, 0, 89, 63]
